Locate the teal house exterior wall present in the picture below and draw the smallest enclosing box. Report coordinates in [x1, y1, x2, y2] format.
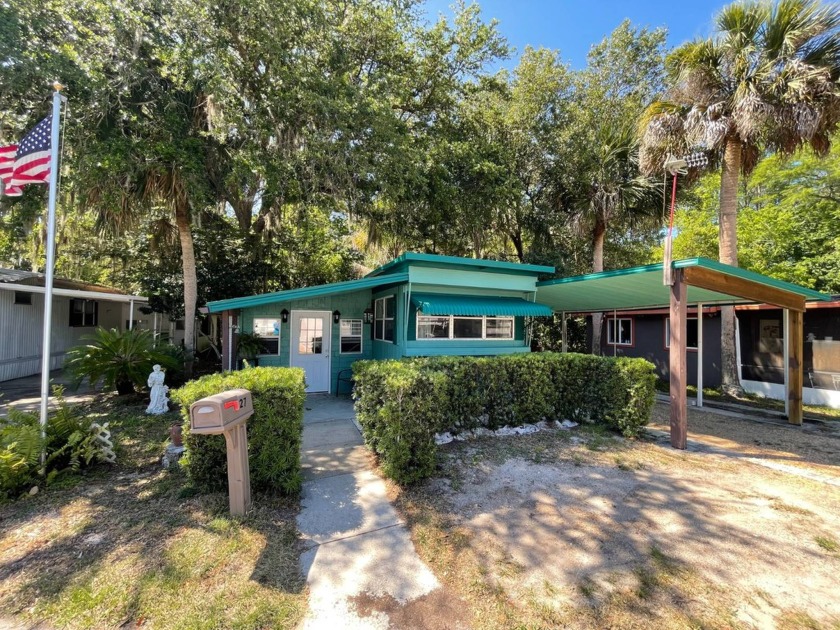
[208, 253, 556, 393]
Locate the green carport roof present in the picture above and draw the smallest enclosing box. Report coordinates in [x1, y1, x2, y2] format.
[535, 258, 831, 313]
[206, 273, 409, 313]
[411, 293, 553, 317]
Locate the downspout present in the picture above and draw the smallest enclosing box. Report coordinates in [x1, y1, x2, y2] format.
[129, 299, 134, 330]
[405, 282, 411, 349]
[228, 311, 235, 371]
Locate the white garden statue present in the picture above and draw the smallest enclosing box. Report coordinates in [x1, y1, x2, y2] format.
[146, 364, 170, 415]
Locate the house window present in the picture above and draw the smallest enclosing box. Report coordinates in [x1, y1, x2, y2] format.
[374, 296, 395, 342]
[253, 317, 281, 354]
[665, 318, 699, 350]
[69, 299, 98, 327]
[340, 319, 363, 354]
[486, 317, 514, 339]
[417, 315, 515, 340]
[417, 316, 450, 339]
[14, 291, 31, 305]
[606, 317, 633, 346]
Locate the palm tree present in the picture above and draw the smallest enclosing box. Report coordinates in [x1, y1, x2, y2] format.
[571, 123, 662, 354]
[640, 0, 840, 393]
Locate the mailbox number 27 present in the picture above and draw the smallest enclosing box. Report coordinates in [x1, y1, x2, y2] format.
[223, 397, 249, 412]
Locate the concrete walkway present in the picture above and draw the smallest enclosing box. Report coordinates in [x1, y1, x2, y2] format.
[297, 395, 440, 629]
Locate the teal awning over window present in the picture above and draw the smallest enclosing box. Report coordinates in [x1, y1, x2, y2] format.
[411, 293, 553, 317]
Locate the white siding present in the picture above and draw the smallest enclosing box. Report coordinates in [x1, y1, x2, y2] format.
[0, 292, 113, 382]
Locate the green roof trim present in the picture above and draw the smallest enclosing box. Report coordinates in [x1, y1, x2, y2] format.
[367, 252, 555, 278]
[535, 258, 831, 313]
[206, 273, 409, 313]
[411, 293, 553, 317]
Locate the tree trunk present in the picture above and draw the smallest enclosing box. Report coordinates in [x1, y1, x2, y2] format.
[719, 137, 742, 396]
[175, 201, 197, 379]
[590, 219, 606, 356]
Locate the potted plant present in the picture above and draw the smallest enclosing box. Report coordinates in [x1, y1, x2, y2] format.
[236, 332, 264, 368]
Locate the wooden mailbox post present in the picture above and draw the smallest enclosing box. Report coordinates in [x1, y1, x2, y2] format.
[189, 389, 253, 516]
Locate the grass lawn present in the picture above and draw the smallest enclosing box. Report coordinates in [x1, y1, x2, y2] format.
[391, 414, 840, 630]
[0, 395, 306, 629]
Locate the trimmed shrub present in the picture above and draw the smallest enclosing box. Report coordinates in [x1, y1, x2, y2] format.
[171, 367, 306, 495]
[353, 353, 656, 484]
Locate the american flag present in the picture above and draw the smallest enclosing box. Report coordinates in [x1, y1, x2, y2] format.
[10, 115, 53, 188]
[0, 145, 22, 197]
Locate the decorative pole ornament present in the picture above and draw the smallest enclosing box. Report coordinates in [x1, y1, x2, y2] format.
[662, 151, 709, 285]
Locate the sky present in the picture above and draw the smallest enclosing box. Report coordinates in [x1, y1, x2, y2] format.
[421, 0, 731, 70]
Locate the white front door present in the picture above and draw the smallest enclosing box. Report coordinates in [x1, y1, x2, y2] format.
[290, 311, 332, 392]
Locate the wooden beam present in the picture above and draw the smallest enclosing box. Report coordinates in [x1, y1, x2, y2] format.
[683, 266, 806, 312]
[788, 309, 804, 425]
[670, 269, 688, 449]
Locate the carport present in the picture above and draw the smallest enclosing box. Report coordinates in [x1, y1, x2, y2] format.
[535, 257, 831, 449]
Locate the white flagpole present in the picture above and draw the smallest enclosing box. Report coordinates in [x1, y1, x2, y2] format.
[38, 83, 65, 467]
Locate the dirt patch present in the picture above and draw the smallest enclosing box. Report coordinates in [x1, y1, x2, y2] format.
[396, 420, 840, 629]
[349, 588, 472, 630]
[648, 403, 840, 475]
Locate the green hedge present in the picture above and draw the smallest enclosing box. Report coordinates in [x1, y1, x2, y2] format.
[353, 353, 656, 484]
[171, 367, 306, 495]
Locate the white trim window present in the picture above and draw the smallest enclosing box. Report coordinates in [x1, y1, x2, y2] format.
[340, 319, 363, 354]
[69, 299, 98, 327]
[665, 317, 699, 350]
[606, 317, 633, 346]
[416, 314, 515, 340]
[253, 317, 281, 355]
[374, 296, 395, 342]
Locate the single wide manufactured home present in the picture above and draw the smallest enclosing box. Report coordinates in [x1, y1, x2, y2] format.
[207, 253, 555, 394]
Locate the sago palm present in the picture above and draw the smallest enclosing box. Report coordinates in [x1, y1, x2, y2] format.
[639, 0, 840, 393]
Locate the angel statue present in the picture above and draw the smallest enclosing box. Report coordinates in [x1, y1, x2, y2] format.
[146, 364, 170, 415]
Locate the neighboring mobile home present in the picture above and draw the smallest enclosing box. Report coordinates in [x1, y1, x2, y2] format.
[589, 298, 840, 408]
[0, 268, 152, 382]
[207, 253, 554, 393]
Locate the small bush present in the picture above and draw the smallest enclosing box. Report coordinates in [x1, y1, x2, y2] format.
[1, 391, 115, 501]
[171, 367, 306, 495]
[353, 353, 656, 484]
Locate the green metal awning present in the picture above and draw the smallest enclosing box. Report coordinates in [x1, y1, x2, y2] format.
[535, 258, 831, 313]
[411, 293, 553, 317]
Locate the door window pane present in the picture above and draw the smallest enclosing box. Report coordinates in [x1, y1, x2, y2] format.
[298, 317, 324, 354]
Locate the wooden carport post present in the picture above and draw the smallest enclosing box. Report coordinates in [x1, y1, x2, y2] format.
[787, 309, 804, 425]
[669, 268, 687, 449]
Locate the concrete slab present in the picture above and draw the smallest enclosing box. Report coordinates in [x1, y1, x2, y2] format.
[302, 419, 363, 450]
[297, 469, 403, 546]
[302, 444, 371, 482]
[299, 525, 440, 630]
[0, 370, 96, 417]
[303, 395, 357, 424]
